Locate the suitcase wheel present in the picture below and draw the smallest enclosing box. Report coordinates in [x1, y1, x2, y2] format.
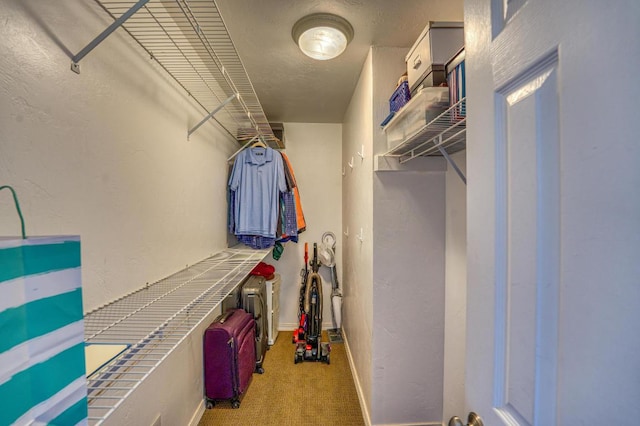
[231, 399, 241, 409]
[256, 366, 265, 374]
[206, 399, 215, 409]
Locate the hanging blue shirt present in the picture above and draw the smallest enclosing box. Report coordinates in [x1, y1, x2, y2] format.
[229, 147, 286, 238]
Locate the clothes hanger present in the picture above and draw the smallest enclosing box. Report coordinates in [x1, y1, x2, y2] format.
[226, 135, 269, 162]
[227, 135, 259, 162]
[251, 136, 267, 148]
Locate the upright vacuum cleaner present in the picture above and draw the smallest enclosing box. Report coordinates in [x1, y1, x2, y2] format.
[318, 232, 342, 341]
[293, 243, 330, 364]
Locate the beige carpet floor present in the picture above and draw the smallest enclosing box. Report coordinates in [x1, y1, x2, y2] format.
[198, 331, 364, 425]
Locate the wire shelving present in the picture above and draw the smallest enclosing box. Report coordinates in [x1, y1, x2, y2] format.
[84, 248, 268, 425]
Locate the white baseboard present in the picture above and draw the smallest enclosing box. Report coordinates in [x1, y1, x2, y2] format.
[342, 329, 372, 426]
[278, 323, 297, 330]
[188, 399, 206, 426]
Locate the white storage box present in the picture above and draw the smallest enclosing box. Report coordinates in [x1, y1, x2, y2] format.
[383, 87, 449, 151]
[406, 22, 464, 94]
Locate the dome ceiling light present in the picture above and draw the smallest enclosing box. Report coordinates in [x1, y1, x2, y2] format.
[292, 13, 354, 60]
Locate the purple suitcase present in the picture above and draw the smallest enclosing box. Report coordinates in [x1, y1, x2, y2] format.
[204, 308, 256, 408]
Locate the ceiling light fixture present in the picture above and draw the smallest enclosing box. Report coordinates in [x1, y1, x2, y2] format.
[292, 13, 354, 61]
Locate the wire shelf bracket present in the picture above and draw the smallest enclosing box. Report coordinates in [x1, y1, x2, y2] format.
[70, 0, 282, 149]
[188, 93, 238, 140]
[70, 0, 150, 74]
[437, 141, 466, 185]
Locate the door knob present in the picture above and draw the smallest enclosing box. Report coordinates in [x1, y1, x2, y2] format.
[448, 412, 484, 426]
[448, 416, 464, 426]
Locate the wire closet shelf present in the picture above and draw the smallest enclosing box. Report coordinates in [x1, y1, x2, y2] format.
[382, 97, 466, 163]
[84, 248, 268, 425]
[85, 0, 281, 147]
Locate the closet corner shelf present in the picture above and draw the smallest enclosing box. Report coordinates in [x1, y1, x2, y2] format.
[379, 97, 466, 183]
[83, 247, 269, 425]
[73, 0, 282, 148]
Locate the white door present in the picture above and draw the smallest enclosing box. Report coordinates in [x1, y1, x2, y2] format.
[464, 1, 640, 425]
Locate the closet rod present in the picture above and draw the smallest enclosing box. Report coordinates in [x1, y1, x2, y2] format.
[187, 93, 239, 140]
[227, 135, 259, 162]
[71, 0, 150, 74]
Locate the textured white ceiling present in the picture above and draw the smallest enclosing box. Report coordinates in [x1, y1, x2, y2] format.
[215, 0, 464, 123]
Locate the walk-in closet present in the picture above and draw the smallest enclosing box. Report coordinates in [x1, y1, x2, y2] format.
[1, 1, 638, 425]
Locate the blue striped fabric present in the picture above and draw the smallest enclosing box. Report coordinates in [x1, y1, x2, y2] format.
[0, 236, 87, 425]
[237, 234, 276, 249]
[281, 191, 298, 237]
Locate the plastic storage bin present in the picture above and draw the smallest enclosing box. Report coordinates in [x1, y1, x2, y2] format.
[383, 86, 449, 151]
[390, 80, 411, 113]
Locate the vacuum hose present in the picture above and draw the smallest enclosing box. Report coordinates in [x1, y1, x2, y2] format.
[329, 265, 339, 290]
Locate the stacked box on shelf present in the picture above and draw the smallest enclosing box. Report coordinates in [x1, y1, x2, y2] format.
[380, 80, 411, 127]
[406, 22, 464, 95]
[390, 80, 411, 113]
[383, 86, 449, 151]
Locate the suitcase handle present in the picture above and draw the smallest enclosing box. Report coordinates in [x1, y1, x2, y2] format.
[255, 316, 261, 338]
[218, 310, 235, 324]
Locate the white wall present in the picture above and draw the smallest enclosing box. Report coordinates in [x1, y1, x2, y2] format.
[0, 0, 235, 313]
[371, 47, 447, 425]
[372, 166, 446, 424]
[273, 123, 343, 331]
[342, 48, 375, 423]
[342, 46, 453, 425]
[443, 150, 467, 422]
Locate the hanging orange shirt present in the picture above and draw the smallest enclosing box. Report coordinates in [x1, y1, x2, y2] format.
[280, 152, 306, 233]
